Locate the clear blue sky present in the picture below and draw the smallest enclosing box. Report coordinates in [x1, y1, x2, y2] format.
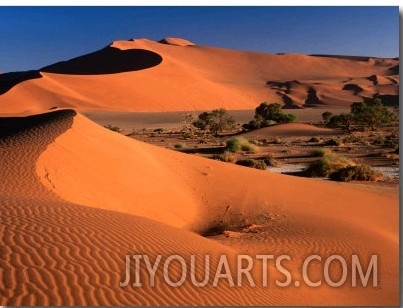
[0, 6, 399, 72]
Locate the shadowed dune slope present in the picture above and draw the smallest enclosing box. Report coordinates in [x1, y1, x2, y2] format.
[0, 38, 398, 113]
[0, 70, 42, 95]
[41, 47, 162, 75]
[0, 110, 399, 305]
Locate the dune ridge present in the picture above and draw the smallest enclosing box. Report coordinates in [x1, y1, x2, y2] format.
[0, 38, 398, 114]
[0, 109, 398, 305]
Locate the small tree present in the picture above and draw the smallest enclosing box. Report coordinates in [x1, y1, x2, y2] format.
[192, 108, 235, 136]
[328, 113, 354, 133]
[351, 98, 393, 130]
[322, 111, 333, 124]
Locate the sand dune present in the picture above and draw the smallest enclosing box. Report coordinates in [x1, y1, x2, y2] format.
[0, 110, 398, 305]
[0, 38, 398, 114]
[243, 123, 338, 138]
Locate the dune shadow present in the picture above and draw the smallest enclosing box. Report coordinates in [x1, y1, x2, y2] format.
[41, 47, 163, 75]
[0, 109, 76, 139]
[0, 70, 42, 95]
[0, 47, 163, 96]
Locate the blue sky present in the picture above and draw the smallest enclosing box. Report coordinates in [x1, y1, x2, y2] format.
[0, 6, 399, 72]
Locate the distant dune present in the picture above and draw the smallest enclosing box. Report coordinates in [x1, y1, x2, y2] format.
[243, 122, 338, 138]
[0, 38, 398, 114]
[0, 109, 398, 305]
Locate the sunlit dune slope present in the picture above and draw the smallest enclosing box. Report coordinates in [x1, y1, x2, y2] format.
[0, 110, 399, 305]
[0, 38, 398, 114]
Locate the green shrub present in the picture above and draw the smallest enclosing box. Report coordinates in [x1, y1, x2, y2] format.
[212, 151, 236, 163]
[226, 137, 258, 153]
[304, 153, 355, 177]
[236, 159, 267, 170]
[330, 165, 380, 182]
[174, 143, 186, 149]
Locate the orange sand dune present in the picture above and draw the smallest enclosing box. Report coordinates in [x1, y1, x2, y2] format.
[0, 110, 398, 305]
[0, 38, 398, 114]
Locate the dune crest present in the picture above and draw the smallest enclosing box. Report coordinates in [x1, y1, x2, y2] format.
[159, 37, 196, 46]
[243, 122, 337, 138]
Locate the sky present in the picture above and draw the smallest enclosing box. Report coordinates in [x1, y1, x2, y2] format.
[0, 6, 399, 72]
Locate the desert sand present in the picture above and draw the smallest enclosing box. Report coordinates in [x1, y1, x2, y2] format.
[0, 109, 398, 305]
[0, 38, 398, 114]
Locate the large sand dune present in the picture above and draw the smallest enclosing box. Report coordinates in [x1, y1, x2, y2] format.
[0, 110, 398, 305]
[0, 38, 398, 114]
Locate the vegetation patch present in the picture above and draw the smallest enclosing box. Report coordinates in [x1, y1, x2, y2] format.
[303, 152, 355, 177]
[226, 137, 258, 153]
[329, 165, 381, 182]
[236, 159, 267, 170]
[212, 151, 236, 163]
[104, 124, 121, 133]
[174, 143, 186, 149]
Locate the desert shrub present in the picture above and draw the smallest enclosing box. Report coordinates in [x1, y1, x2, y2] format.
[325, 138, 342, 146]
[212, 151, 236, 163]
[153, 128, 165, 133]
[343, 135, 362, 144]
[174, 143, 186, 149]
[236, 159, 267, 170]
[372, 135, 385, 145]
[250, 140, 264, 146]
[312, 148, 332, 157]
[272, 137, 283, 144]
[263, 153, 280, 167]
[303, 152, 355, 177]
[329, 164, 380, 182]
[104, 124, 121, 133]
[308, 136, 320, 143]
[226, 137, 258, 153]
[384, 134, 399, 149]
